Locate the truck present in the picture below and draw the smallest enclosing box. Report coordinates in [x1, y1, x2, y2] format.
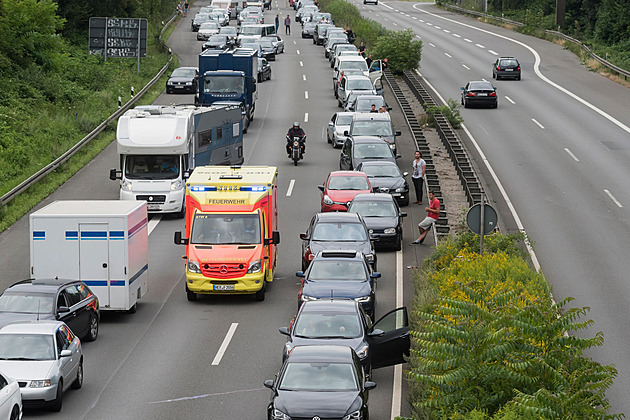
[29, 200, 149, 313]
[197, 49, 258, 133]
[110, 104, 244, 217]
[174, 166, 280, 302]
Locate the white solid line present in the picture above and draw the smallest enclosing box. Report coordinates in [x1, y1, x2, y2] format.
[304, 112, 309, 122]
[564, 148, 579, 162]
[148, 215, 161, 235]
[505, 96, 515, 104]
[462, 64, 470, 70]
[390, 249, 403, 419]
[212, 323, 238, 365]
[532, 119, 545, 129]
[604, 189, 623, 208]
[304, 91, 308, 99]
[286, 179, 295, 196]
[381, 2, 394, 9]
[303, 74, 306, 81]
[444, 52, 452, 58]
[296, 50, 300, 55]
[488, 50, 499, 55]
[475, 43, 485, 48]
[299, 61, 303, 66]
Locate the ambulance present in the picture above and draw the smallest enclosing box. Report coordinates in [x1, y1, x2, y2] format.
[174, 166, 280, 301]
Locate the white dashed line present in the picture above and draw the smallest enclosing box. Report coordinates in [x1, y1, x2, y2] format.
[375, 13, 380, 16]
[418, 19, 424, 22]
[393, 22, 398, 26]
[444, 52, 452, 58]
[462, 64, 470, 70]
[286, 179, 296, 196]
[453, 33, 461, 37]
[296, 50, 300, 54]
[504, 96, 515, 104]
[488, 50, 499, 55]
[299, 61, 303, 66]
[443, 29, 450, 33]
[212, 323, 238, 365]
[304, 91, 308, 99]
[293, 40, 296, 44]
[475, 43, 485, 48]
[464, 38, 472, 42]
[429, 43, 435, 47]
[303, 74, 306, 81]
[412, 16, 417, 19]
[384, 17, 389, 21]
[394, 9, 399, 11]
[434, 26, 441, 29]
[304, 112, 309, 122]
[564, 148, 579, 162]
[604, 190, 623, 207]
[532, 119, 545, 129]
[426, 22, 432, 26]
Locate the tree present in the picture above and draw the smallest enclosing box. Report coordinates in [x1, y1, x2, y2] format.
[371, 29, 422, 74]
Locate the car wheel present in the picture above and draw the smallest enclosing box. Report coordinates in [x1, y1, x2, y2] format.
[186, 283, 197, 301]
[49, 380, 63, 412]
[10, 406, 19, 420]
[175, 202, 186, 219]
[492, 102, 498, 109]
[255, 281, 266, 301]
[71, 360, 83, 389]
[127, 303, 137, 314]
[394, 234, 402, 251]
[517, 74, 521, 81]
[327, 133, 332, 144]
[460, 96, 464, 105]
[84, 313, 98, 342]
[463, 99, 469, 108]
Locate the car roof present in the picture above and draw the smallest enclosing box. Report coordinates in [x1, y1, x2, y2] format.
[352, 192, 394, 202]
[0, 320, 64, 335]
[315, 212, 363, 223]
[355, 95, 385, 102]
[329, 170, 368, 177]
[300, 299, 359, 313]
[175, 66, 198, 71]
[6, 279, 80, 294]
[352, 112, 390, 121]
[334, 111, 355, 118]
[338, 56, 366, 62]
[287, 345, 355, 363]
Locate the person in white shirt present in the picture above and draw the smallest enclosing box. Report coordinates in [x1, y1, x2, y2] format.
[411, 150, 426, 204]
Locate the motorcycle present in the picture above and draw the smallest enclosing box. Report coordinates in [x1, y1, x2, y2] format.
[287, 135, 306, 166]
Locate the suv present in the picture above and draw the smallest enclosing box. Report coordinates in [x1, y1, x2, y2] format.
[492, 57, 521, 80]
[0, 279, 100, 342]
[346, 112, 401, 154]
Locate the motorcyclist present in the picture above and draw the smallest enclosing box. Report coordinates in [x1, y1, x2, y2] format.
[286, 122, 306, 157]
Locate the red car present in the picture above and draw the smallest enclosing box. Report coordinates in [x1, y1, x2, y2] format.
[318, 171, 372, 212]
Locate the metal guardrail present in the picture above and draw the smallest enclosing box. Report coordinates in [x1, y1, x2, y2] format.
[441, 3, 630, 80]
[382, 69, 450, 237]
[0, 16, 178, 207]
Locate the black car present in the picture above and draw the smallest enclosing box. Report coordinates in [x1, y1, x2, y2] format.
[300, 212, 376, 271]
[356, 161, 410, 206]
[461, 81, 498, 108]
[257, 40, 276, 61]
[202, 34, 234, 51]
[348, 193, 407, 250]
[296, 250, 379, 318]
[280, 299, 410, 373]
[0, 279, 99, 341]
[166, 67, 199, 94]
[340, 136, 400, 171]
[492, 56, 521, 80]
[264, 345, 375, 420]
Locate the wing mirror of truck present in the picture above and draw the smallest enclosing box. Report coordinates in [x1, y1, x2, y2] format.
[174, 231, 189, 245]
[265, 230, 280, 245]
[109, 169, 122, 180]
[183, 170, 191, 180]
[252, 77, 257, 92]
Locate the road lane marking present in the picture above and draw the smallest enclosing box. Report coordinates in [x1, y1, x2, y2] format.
[462, 64, 470, 70]
[532, 119, 545, 129]
[604, 190, 623, 208]
[293, 40, 296, 44]
[564, 148, 579, 162]
[435, 26, 441, 29]
[299, 61, 303, 66]
[445, 52, 452, 58]
[304, 91, 309, 99]
[488, 49, 498, 55]
[146, 388, 265, 405]
[381, 2, 394, 9]
[390, 249, 404, 419]
[426, 22, 432, 25]
[429, 43, 435, 47]
[304, 112, 309, 122]
[393, 22, 398, 26]
[303, 74, 307, 81]
[505, 96, 515, 104]
[148, 216, 161, 235]
[296, 49, 300, 54]
[453, 33, 461, 37]
[412, 16, 417, 19]
[384, 17, 389, 21]
[394, 9, 399, 11]
[464, 38, 472, 42]
[375, 13, 380, 16]
[212, 323, 238, 365]
[286, 179, 295, 196]
[443, 29, 450, 33]
[475, 43, 485, 48]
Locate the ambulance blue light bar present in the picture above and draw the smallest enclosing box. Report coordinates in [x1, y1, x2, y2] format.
[190, 186, 218, 192]
[240, 186, 267, 192]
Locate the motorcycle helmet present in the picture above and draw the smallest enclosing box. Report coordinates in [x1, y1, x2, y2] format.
[293, 122, 300, 128]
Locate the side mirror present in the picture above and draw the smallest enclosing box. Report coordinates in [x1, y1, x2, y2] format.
[109, 168, 122, 180]
[183, 170, 191, 180]
[252, 78, 257, 92]
[395, 154, 401, 159]
[368, 328, 384, 337]
[263, 379, 275, 389]
[174, 231, 189, 245]
[460, 87, 465, 91]
[57, 306, 70, 314]
[279, 327, 290, 336]
[60, 350, 73, 358]
[296, 271, 305, 277]
[299, 233, 309, 240]
[387, 106, 393, 111]
[328, 121, 334, 126]
[318, 185, 325, 192]
[265, 231, 280, 245]
[343, 130, 349, 136]
[402, 171, 409, 177]
[395, 131, 401, 136]
[365, 381, 377, 391]
[371, 272, 381, 279]
[400, 212, 407, 218]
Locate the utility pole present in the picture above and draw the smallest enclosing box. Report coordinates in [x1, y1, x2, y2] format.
[556, 0, 566, 29]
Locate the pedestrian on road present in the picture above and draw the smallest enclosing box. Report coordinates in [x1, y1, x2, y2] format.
[275, 14, 280, 33]
[184, 0, 189, 16]
[411, 150, 426, 204]
[382, 57, 388, 69]
[412, 190, 440, 244]
[285, 15, 291, 35]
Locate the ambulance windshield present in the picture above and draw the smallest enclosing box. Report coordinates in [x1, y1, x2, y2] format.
[191, 213, 261, 244]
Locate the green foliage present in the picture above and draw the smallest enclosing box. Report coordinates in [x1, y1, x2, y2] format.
[320, 0, 387, 50]
[370, 29, 423, 74]
[425, 98, 464, 129]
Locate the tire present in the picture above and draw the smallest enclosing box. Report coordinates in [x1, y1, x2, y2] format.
[175, 203, 185, 219]
[10, 406, 19, 420]
[492, 72, 495, 79]
[517, 74, 521, 80]
[71, 360, 83, 389]
[84, 313, 98, 342]
[327, 133, 332, 144]
[493, 102, 498, 109]
[394, 234, 402, 251]
[255, 281, 266, 301]
[293, 158, 298, 166]
[127, 303, 137, 314]
[49, 380, 63, 412]
[186, 284, 197, 301]
[463, 100, 469, 108]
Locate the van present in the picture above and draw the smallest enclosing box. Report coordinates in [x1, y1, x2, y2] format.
[335, 55, 369, 78]
[239, 23, 276, 38]
[346, 112, 401, 154]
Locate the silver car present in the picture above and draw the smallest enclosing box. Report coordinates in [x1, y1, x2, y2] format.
[0, 371, 21, 420]
[0, 321, 83, 412]
[262, 35, 284, 53]
[327, 112, 354, 148]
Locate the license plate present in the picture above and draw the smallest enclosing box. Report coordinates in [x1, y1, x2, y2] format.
[477, 93, 488, 96]
[505, 69, 513, 71]
[146, 203, 161, 210]
[214, 284, 235, 291]
[175, 85, 184, 88]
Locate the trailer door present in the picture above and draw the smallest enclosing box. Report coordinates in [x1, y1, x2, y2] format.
[79, 223, 111, 307]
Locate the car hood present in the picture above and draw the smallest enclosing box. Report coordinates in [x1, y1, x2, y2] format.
[361, 216, 398, 231]
[303, 280, 371, 299]
[326, 189, 370, 204]
[275, 390, 360, 418]
[335, 124, 351, 134]
[310, 240, 372, 256]
[0, 360, 56, 381]
[368, 176, 405, 190]
[0, 312, 54, 329]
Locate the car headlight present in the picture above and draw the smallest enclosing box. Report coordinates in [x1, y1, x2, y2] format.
[247, 259, 263, 273]
[187, 260, 201, 274]
[121, 180, 132, 191]
[301, 294, 317, 302]
[343, 410, 363, 420]
[323, 195, 333, 205]
[271, 408, 291, 420]
[384, 228, 396, 234]
[284, 342, 294, 355]
[355, 344, 369, 359]
[171, 180, 183, 190]
[30, 380, 52, 388]
[395, 187, 406, 192]
[389, 143, 395, 150]
[354, 295, 371, 303]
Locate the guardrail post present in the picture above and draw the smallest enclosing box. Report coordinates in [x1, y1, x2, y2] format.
[118, 96, 122, 108]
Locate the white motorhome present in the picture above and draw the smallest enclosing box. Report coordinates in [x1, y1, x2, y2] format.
[30, 200, 149, 313]
[110, 104, 244, 216]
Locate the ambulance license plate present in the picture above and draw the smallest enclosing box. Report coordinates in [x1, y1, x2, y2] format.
[147, 203, 161, 210]
[214, 284, 235, 291]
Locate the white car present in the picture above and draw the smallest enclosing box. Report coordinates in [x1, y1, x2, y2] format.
[197, 21, 221, 41]
[0, 371, 21, 420]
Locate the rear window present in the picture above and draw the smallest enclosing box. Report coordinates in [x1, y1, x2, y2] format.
[499, 59, 518, 66]
[328, 176, 369, 190]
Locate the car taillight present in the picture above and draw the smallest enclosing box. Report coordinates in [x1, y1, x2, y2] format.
[517, 66, 521, 70]
[308, 253, 315, 261]
[496, 66, 501, 71]
[489, 92, 496, 97]
[467, 92, 476, 96]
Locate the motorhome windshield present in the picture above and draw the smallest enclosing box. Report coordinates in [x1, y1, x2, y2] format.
[125, 155, 180, 180]
[191, 213, 262, 244]
[204, 75, 245, 94]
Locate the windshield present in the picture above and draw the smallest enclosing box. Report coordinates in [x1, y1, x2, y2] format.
[172, 68, 196, 78]
[208, 35, 227, 42]
[240, 26, 263, 36]
[353, 143, 393, 159]
[204, 75, 245, 94]
[125, 155, 180, 180]
[0, 292, 54, 314]
[220, 27, 237, 34]
[328, 176, 369, 190]
[308, 260, 367, 280]
[294, 313, 362, 338]
[191, 213, 261, 244]
[356, 98, 385, 111]
[351, 121, 393, 136]
[361, 164, 400, 177]
[200, 22, 219, 29]
[280, 362, 358, 391]
[312, 222, 367, 241]
[259, 41, 274, 48]
[0, 334, 55, 361]
[337, 115, 353, 126]
[340, 61, 368, 72]
[347, 79, 374, 91]
[350, 201, 397, 217]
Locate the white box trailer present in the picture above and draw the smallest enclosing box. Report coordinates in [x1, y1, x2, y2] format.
[29, 200, 149, 313]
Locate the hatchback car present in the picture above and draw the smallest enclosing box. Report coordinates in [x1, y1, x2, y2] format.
[340, 136, 399, 171]
[351, 95, 390, 113]
[202, 34, 234, 51]
[325, 35, 348, 58]
[256, 39, 276, 61]
[0, 371, 22, 420]
[327, 112, 354, 148]
[346, 112, 401, 153]
[0, 321, 83, 411]
[280, 299, 410, 372]
[0, 279, 99, 342]
[300, 213, 376, 271]
[191, 13, 210, 31]
[330, 43, 358, 67]
[165, 67, 198, 94]
[348, 193, 407, 250]
[337, 75, 375, 108]
[301, 21, 317, 38]
[492, 56, 521, 80]
[296, 251, 379, 318]
[461, 81, 498, 108]
[356, 161, 409, 206]
[318, 171, 372, 212]
[197, 21, 220, 40]
[258, 58, 272, 82]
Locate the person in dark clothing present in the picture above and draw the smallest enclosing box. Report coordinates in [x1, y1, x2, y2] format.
[366, 54, 373, 67]
[284, 15, 291, 35]
[286, 122, 306, 156]
[275, 14, 280, 33]
[369, 104, 378, 113]
[358, 41, 366, 57]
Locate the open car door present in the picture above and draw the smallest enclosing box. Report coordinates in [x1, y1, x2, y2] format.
[373, 77, 384, 96]
[368, 306, 410, 369]
[369, 59, 382, 84]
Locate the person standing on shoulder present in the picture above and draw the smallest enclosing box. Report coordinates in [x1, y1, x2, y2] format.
[358, 41, 366, 57]
[275, 14, 280, 33]
[285, 15, 291, 35]
[366, 54, 373, 67]
[412, 190, 440, 244]
[411, 150, 426, 204]
[184, 0, 189, 16]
